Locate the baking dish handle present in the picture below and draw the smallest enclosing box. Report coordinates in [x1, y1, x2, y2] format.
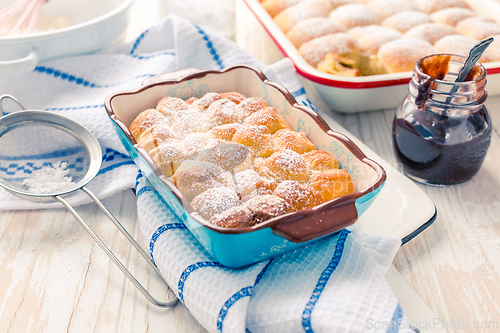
[271, 198, 358, 243]
[0, 51, 38, 76]
[142, 67, 202, 86]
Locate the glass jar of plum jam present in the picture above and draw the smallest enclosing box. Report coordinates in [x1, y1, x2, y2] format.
[392, 54, 492, 185]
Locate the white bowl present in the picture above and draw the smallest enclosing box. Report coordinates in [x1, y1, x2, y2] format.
[0, 0, 133, 76]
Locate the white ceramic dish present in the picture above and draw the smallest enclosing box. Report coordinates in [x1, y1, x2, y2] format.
[0, 0, 133, 76]
[243, 0, 500, 113]
[106, 65, 388, 267]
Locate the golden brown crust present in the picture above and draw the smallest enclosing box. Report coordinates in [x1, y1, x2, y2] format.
[262, 0, 303, 17]
[243, 107, 291, 134]
[204, 99, 242, 126]
[190, 92, 221, 111]
[377, 38, 436, 73]
[302, 150, 339, 171]
[130, 92, 361, 224]
[129, 108, 167, 140]
[156, 97, 189, 117]
[254, 149, 311, 182]
[210, 206, 255, 228]
[456, 17, 500, 40]
[136, 124, 179, 152]
[299, 32, 359, 67]
[231, 125, 275, 158]
[208, 123, 244, 141]
[272, 129, 316, 154]
[273, 180, 324, 212]
[243, 195, 291, 223]
[237, 97, 269, 117]
[309, 169, 354, 201]
[274, 0, 333, 33]
[219, 92, 247, 104]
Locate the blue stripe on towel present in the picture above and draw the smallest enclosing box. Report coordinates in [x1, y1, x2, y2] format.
[291, 88, 306, 98]
[300, 99, 318, 112]
[192, 23, 224, 69]
[130, 27, 151, 54]
[254, 260, 273, 286]
[215, 260, 273, 332]
[217, 286, 253, 333]
[386, 304, 404, 333]
[45, 104, 103, 112]
[178, 261, 225, 304]
[130, 51, 176, 60]
[34, 66, 154, 88]
[302, 229, 351, 332]
[149, 223, 187, 266]
[136, 186, 156, 199]
[102, 148, 130, 161]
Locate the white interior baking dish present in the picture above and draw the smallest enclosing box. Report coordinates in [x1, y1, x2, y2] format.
[0, 0, 133, 76]
[105, 65, 387, 267]
[243, 0, 500, 113]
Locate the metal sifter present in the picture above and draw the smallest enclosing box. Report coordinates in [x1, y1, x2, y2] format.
[0, 94, 177, 307]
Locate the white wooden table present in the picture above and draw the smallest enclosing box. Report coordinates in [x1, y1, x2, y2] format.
[1, 1, 500, 332]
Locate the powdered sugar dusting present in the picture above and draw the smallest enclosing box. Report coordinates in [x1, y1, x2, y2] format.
[430, 7, 475, 26]
[172, 109, 211, 136]
[416, 0, 469, 14]
[274, 149, 306, 171]
[286, 17, 347, 47]
[275, 0, 333, 32]
[191, 92, 221, 110]
[404, 22, 457, 44]
[237, 97, 268, 115]
[381, 11, 433, 33]
[274, 180, 323, 211]
[366, 0, 417, 19]
[218, 143, 251, 171]
[356, 29, 401, 54]
[434, 34, 494, 62]
[130, 92, 340, 223]
[329, 4, 381, 29]
[156, 97, 189, 116]
[191, 187, 240, 220]
[377, 38, 436, 73]
[130, 108, 167, 139]
[299, 32, 359, 66]
[456, 17, 500, 40]
[244, 194, 290, 223]
[205, 99, 241, 126]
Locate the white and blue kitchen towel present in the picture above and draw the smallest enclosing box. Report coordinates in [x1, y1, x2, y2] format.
[0, 15, 413, 333]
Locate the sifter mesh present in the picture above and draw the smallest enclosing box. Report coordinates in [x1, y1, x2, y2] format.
[0, 110, 101, 200]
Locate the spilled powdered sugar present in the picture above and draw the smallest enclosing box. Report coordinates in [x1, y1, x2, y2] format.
[22, 161, 75, 193]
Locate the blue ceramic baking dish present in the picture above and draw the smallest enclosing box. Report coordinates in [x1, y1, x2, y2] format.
[105, 65, 386, 268]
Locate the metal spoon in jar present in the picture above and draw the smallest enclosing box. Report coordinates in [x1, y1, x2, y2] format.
[456, 37, 494, 83]
[443, 37, 494, 106]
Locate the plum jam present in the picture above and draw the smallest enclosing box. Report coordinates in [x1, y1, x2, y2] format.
[392, 54, 492, 185]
